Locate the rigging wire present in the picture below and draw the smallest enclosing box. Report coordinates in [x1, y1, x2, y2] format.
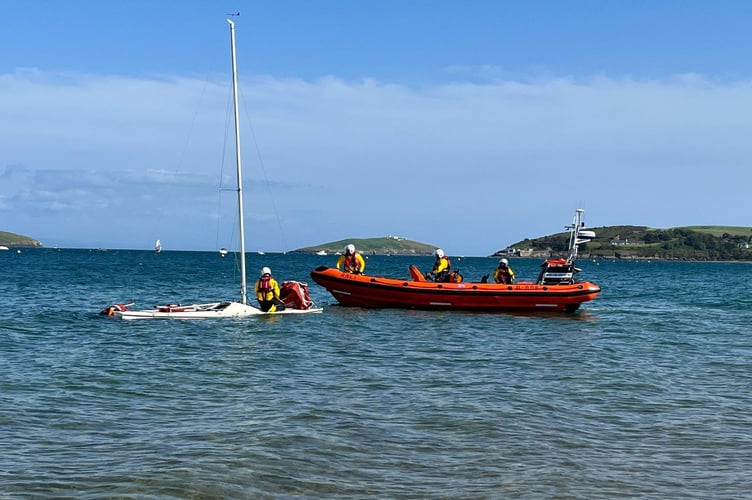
[239, 83, 290, 253]
[214, 72, 289, 254]
[160, 79, 210, 245]
[215, 83, 238, 253]
[177, 79, 210, 177]
[215, 82, 242, 284]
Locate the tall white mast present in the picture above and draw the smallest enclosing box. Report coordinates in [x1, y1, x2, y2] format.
[227, 19, 247, 304]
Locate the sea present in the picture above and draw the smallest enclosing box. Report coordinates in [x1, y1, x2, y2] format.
[1, 248, 751, 499]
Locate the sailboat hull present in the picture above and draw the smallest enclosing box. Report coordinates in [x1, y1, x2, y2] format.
[112, 301, 321, 320]
[116, 301, 260, 319]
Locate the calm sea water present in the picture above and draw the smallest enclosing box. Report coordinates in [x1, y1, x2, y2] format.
[1, 249, 751, 498]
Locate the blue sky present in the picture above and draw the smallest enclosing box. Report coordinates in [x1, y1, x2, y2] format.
[2, 1, 751, 256]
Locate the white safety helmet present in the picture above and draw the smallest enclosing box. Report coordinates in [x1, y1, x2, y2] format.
[261, 266, 272, 276]
[345, 244, 355, 254]
[435, 248, 445, 258]
[500, 258, 508, 266]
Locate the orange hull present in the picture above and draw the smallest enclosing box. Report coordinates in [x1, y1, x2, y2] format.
[310, 266, 601, 313]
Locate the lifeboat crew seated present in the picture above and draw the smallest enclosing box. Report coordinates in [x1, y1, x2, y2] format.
[493, 258, 515, 284]
[426, 248, 451, 282]
[336, 243, 366, 274]
[255, 266, 284, 312]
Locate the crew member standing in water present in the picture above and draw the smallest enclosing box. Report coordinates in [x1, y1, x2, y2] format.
[255, 267, 283, 312]
[336, 244, 366, 274]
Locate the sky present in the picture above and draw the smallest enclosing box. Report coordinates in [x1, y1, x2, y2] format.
[2, 0, 751, 256]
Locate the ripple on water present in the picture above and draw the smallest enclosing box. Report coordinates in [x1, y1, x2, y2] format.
[2, 253, 752, 497]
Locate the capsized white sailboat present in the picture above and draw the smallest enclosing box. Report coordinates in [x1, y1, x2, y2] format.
[101, 19, 321, 319]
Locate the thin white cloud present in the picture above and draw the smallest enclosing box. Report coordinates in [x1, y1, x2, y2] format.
[1, 68, 751, 254]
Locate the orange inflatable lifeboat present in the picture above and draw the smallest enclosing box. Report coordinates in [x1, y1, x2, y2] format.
[310, 209, 601, 313]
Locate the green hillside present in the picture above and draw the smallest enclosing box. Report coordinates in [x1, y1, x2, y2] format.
[0, 231, 43, 248]
[293, 237, 437, 256]
[496, 225, 752, 261]
[682, 226, 752, 238]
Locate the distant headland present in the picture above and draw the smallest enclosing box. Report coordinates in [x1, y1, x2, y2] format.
[294, 225, 752, 261]
[0, 231, 43, 249]
[291, 236, 437, 256]
[494, 225, 752, 261]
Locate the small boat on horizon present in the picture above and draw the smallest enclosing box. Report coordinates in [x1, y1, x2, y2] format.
[155, 239, 162, 253]
[316, 250, 327, 256]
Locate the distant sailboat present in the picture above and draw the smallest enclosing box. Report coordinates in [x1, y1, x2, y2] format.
[155, 239, 162, 253]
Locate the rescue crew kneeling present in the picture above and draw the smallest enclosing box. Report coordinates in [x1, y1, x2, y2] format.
[255, 267, 285, 312]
